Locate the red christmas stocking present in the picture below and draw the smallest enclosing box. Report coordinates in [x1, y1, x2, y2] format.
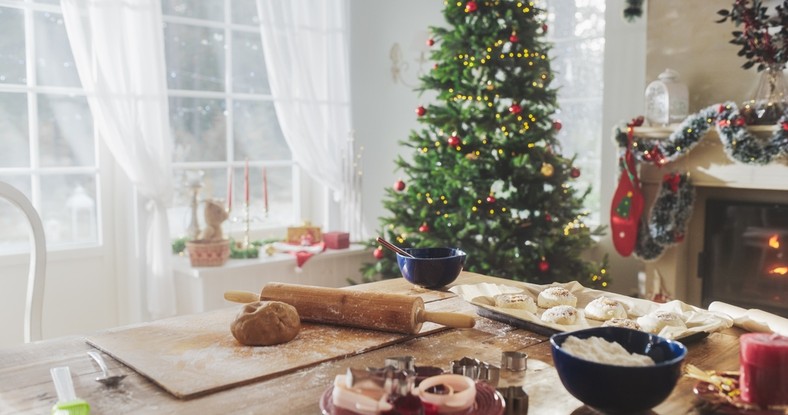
[610, 149, 644, 256]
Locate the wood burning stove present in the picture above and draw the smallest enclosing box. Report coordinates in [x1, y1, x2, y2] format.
[700, 199, 788, 317]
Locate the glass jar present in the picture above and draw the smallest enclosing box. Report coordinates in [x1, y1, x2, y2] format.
[644, 69, 689, 126]
[741, 64, 788, 125]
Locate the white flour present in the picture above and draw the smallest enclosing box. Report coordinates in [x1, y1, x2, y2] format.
[560, 336, 655, 367]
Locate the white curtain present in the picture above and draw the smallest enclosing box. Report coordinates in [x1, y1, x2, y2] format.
[61, 0, 175, 319]
[256, 0, 365, 238]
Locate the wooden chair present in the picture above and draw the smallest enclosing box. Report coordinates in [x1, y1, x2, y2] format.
[0, 181, 46, 342]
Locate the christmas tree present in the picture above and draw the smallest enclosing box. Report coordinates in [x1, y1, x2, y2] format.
[363, 0, 609, 287]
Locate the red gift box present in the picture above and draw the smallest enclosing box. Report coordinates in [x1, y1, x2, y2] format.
[324, 231, 350, 249]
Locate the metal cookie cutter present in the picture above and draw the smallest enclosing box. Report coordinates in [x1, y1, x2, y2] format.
[449, 357, 500, 387]
[499, 351, 529, 415]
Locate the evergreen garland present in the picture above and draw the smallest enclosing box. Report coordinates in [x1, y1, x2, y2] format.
[623, 0, 645, 22]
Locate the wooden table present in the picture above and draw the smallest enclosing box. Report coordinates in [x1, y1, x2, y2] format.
[0, 272, 744, 414]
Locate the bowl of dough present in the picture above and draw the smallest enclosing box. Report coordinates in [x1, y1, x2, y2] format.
[550, 326, 687, 413]
[396, 247, 467, 289]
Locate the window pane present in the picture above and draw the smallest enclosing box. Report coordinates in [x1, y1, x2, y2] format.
[161, 0, 224, 22]
[232, 30, 269, 94]
[38, 94, 94, 167]
[0, 93, 29, 167]
[0, 7, 26, 85]
[0, 176, 32, 254]
[231, 0, 259, 26]
[40, 174, 98, 245]
[163, 22, 225, 91]
[170, 97, 227, 162]
[552, 38, 605, 100]
[35, 11, 80, 87]
[233, 100, 290, 160]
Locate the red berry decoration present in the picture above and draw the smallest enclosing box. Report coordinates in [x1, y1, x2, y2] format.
[373, 247, 384, 260]
[734, 117, 746, 127]
[486, 195, 496, 204]
[538, 258, 550, 272]
[782, 121, 788, 131]
[552, 120, 562, 131]
[426, 38, 435, 47]
[416, 105, 427, 116]
[393, 180, 406, 191]
[419, 224, 430, 233]
[447, 135, 461, 147]
[545, 213, 552, 222]
[509, 104, 522, 115]
[570, 167, 581, 178]
[509, 33, 519, 43]
[465, 0, 477, 12]
[542, 23, 548, 33]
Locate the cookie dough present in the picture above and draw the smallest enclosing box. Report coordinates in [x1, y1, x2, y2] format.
[584, 296, 628, 321]
[494, 293, 537, 313]
[636, 310, 686, 334]
[537, 286, 577, 308]
[231, 301, 301, 346]
[541, 305, 578, 325]
[602, 318, 642, 331]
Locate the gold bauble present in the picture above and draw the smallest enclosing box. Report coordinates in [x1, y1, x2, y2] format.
[540, 162, 554, 177]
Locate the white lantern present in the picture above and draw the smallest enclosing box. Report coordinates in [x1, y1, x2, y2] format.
[644, 69, 689, 126]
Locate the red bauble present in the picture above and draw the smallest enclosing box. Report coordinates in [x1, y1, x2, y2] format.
[545, 213, 552, 222]
[509, 104, 522, 115]
[570, 167, 581, 178]
[734, 117, 746, 127]
[782, 121, 788, 131]
[465, 0, 478, 12]
[486, 195, 496, 204]
[448, 135, 461, 147]
[426, 38, 435, 47]
[416, 105, 427, 116]
[509, 33, 519, 43]
[393, 180, 406, 192]
[538, 259, 550, 272]
[373, 247, 384, 260]
[542, 23, 548, 33]
[419, 224, 430, 233]
[552, 120, 562, 131]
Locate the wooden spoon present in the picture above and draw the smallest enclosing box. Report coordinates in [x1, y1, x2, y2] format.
[376, 236, 414, 258]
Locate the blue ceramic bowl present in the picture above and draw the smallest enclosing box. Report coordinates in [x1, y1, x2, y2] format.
[550, 327, 687, 413]
[396, 247, 467, 289]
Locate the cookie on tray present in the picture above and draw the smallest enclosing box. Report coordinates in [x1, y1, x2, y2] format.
[493, 293, 537, 313]
[584, 296, 628, 321]
[537, 286, 577, 308]
[540, 305, 578, 325]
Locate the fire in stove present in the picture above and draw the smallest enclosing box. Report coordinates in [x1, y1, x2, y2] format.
[764, 234, 787, 277]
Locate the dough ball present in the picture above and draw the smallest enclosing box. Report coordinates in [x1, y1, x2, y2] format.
[602, 318, 642, 331]
[537, 286, 577, 308]
[231, 301, 301, 346]
[584, 296, 628, 321]
[494, 293, 537, 313]
[541, 305, 578, 325]
[636, 310, 686, 334]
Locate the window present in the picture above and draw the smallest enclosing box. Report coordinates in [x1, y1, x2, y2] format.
[0, 3, 100, 252]
[544, 0, 605, 224]
[162, 0, 297, 239]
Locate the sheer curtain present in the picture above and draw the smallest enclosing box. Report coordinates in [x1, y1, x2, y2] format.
[255, 0, 365, 238]
[61, 0, 175, 319]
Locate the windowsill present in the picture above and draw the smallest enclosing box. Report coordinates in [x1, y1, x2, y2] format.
[172, 243, 369, 279]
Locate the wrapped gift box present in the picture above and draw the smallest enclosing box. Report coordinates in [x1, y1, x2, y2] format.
[287, 222, 322, 245]
[324, 231, 350, 249]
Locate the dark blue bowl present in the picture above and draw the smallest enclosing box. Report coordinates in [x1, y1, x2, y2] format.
[396, 247, 466, 289]
[550, 327, 687, 413]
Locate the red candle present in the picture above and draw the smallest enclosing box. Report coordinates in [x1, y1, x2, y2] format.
[739, 332, 788, 407]
[226, 166, 233, 212]
[262, 167, 269, 214]
[244, 158, 249, 206]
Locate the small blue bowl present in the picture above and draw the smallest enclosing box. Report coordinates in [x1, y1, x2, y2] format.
[396, 247, 467, 289]
[550, 327, 687, 413]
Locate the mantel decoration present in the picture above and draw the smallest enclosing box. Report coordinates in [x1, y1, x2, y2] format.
[186, 199, 231, 267]
[612, 101, 788, 260]
[717, 0, 788, 124]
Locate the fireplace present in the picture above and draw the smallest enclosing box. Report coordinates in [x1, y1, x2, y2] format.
[636, 127, 788, 312]
[699, 199, 788, 317]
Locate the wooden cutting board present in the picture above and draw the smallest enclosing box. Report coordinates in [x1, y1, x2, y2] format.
[85, 297, 466, 399]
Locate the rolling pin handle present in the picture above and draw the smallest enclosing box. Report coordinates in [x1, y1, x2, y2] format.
[224, 290, 260, 304]
[420, 311, 476, 329]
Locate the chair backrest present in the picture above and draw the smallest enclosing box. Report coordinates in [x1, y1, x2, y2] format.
[0, 181, 46, 343]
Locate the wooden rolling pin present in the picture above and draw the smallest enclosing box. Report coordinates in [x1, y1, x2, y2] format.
[224, 282, 475, 335]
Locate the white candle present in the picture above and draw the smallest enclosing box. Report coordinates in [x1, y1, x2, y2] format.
[263, 167, 269, 214]
[244, 159, 249, 206]
[226, 166, 233, 212]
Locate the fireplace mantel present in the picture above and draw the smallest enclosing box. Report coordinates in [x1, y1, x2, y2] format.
[634, 125, 788, 307]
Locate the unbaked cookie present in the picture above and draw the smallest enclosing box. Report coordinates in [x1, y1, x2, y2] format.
[494, 293, 537, 313]
[584, 296, 628, 321]
[541, 305, 578, 325]
[231, 301, 301, 346]
[636, 310, 686, 334]
[602, 318, 642, 331]
[537, 287, 577, 308]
